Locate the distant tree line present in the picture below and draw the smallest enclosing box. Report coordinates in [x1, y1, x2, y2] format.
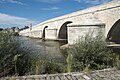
[0, 25, 29, 32]
[19, 26, 29, 31]
[0, 28, 3, 31]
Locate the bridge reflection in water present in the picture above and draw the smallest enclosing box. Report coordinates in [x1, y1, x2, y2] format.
[18, 36, 67, 62]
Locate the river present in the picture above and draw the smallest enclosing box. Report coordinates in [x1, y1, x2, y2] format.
[18, 36, 67, 62]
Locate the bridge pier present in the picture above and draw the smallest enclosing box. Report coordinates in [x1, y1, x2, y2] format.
[67, 17, 105, 45]
[45, 28, 58, 40]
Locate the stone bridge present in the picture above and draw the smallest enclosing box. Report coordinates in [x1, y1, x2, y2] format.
[19, 0, 120, 44]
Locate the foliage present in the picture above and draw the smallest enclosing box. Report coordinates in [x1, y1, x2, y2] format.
[67, 33, 115, 72]
[115, 55, 120, 70]
[0, 32, 32, 77]
[35, 59, 45, 75]
[43, 60, 66, 74]
[26, 55, 66, 75]
[1, 32, 119, 77]
[66, 53, 73, 72]
[29, 56, 48, 75]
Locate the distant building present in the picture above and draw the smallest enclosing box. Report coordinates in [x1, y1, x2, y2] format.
[14, 27, 19, 32]
[2, 27, 19, 33]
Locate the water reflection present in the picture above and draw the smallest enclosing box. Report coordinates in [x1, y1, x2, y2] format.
[18, 36, 67, 61]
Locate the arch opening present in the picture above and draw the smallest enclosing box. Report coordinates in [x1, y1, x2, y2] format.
[107, 19, 120, 43]
[42, 26, 48, 39]
[58, 21, 72, 41]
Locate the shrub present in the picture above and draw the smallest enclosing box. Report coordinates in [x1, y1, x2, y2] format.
[0, 32, 32, 77]
[66, 53, 73, 72]
[67, 33, 115, 72]
[43, 60, 66, 74]
[30, 56, 48, 75]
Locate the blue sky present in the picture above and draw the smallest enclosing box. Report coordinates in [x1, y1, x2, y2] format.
[0, 0, 111, 28]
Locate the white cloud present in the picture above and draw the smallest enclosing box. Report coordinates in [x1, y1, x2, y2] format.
[86, 0, 109, 4]
[0, 0, 27, 5]
[75, 0, 82, 3]
[0, 13, 36, 26]
[36, 0, 62, 3]
[75, 0, 110, 4]
[41, 7, 59, 11]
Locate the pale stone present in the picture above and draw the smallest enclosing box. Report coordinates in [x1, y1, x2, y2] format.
[19, 0, 120, 44]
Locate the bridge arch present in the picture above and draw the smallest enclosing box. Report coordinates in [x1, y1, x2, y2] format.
[107, 19, 120, 43]
[42, 26, 48, 39]
[57, 21, 72, 41]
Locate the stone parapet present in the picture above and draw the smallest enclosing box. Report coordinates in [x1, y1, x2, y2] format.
[1, 68, 120, 80]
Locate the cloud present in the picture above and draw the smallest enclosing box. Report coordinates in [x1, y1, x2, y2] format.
[0, 13, 36, 27]
[75, 0, 82, 3]
[75, 0, 110, 4]
[85, 0, 110, 4]
[41, 7, 59, 11]
[0, 0, 27, 5]
[36, 0, 62, 3]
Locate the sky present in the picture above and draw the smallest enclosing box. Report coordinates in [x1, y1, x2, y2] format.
[0, 0, 112, 28]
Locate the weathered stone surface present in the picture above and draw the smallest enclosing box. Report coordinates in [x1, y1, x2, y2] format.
[2, 68, 120, 80]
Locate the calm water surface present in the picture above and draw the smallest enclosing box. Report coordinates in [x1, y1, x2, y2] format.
[18, 36, 67, 61]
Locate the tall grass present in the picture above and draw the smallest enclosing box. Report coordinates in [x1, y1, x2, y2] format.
[66, 53, 73, 72]
[0, 32, 32, 77]
[0, 32, 66, 76]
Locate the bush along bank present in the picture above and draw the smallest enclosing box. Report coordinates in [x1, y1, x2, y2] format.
[66, 33, 118, 72]
[0, 32, 32, 77]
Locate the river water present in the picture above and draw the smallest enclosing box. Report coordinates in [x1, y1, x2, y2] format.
[18, 36, 67, 62]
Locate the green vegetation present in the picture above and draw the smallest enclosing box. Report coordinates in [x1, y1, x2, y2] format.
[0, 32, 32, 77]
[66, 53, 73, 72]
[1, 32, 120, 78]
[28, 56, 66, 75]
[43, 60, 66, 74]
[66, 33, 116, 72]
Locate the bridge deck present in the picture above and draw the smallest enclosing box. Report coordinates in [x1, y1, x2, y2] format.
[2, 68, 120, 80]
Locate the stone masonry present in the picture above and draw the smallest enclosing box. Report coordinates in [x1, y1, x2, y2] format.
[2, 68, 120, 80]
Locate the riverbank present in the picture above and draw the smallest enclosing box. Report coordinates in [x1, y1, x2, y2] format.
[1, 32, 120, 78]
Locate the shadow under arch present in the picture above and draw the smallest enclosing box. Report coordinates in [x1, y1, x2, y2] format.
[58, 21, 72, 41]
[42, 26, 48, 39]
[107, 19, 120, 43]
